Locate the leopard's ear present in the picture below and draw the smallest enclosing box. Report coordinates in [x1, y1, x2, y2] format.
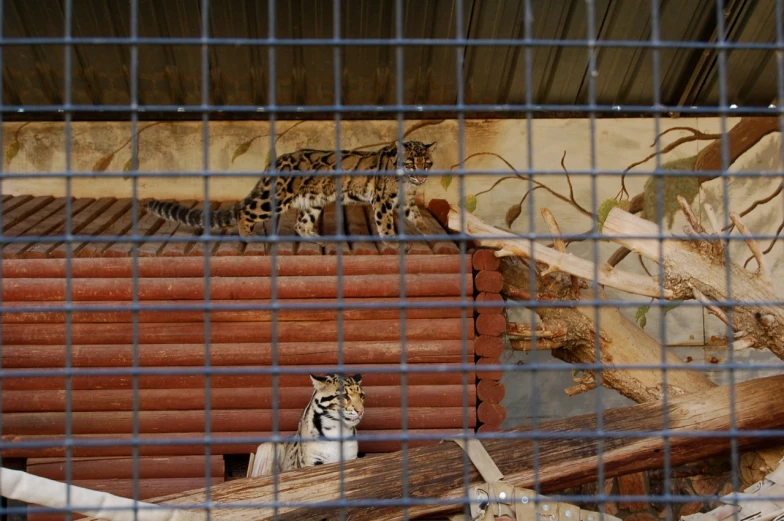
[310, 374, 330, 390]
[425, 141, 437, 152]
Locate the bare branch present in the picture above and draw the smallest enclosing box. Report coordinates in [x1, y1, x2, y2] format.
[448, 210, 673, 298]
[703, 203, 722, 235]
[691, 286, 731, 327]
[565, 372, 597, 397]
[541, 208, 580, 298]
[730, 212, 773, 285]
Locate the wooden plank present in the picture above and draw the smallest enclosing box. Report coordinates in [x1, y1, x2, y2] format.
[401, 217, 433, 255]
[136, 200, 197, 257]
[0, 429, 459, 458]
[23, 198, 117, 259]
[2, 273, 474, 300]
[91, 203, 145, 257]
[158, 201, 217, 257]
[189, 201, 235, 257]
[363, 204, 397, 255]
[1, 407, 477, 435]
[0, 364, 474, 391]
[346, 205, 378, 254]
[27, 455, 224, 480]
[0, 198, 69, 250]
[421, 208, 461, 254]
[1, 296, 464, 324]
[1, 194, 33, 214]
[102, 200, 165, 257]
[0, 195, 56, 232]
[1, 254, 472, 278]
[4, 199, 95, 259]
[3, 385, 476, 412]
[0, 338, 471, 368]
[54, 199, 132, 258]
[322, 204, 351, 256]
[98, 374, 784, 521]
[0, 318, 475, 345]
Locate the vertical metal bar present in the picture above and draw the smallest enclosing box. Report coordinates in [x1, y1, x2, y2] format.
[129, 0, 142, 518]
[200, 0, 214, 519]
[650, 1, 673, 519]
[584, 1, 605, 519]
[267, 0, 281, 518]
[332, 1, 348, 520]
[392, 0, 410, 519]
[0, 0, 5, 515]
[522, 0, 542, 510]
[453, 0, 472, 518]
[63, 0, 75, 518]
[713, 0, 741, 511]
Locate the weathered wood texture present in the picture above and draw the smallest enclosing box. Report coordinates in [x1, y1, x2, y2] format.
[121, 374, 784, 521]
[0, 195, 458, 258]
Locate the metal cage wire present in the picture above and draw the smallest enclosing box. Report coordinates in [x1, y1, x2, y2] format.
[0, 0, 782, 521]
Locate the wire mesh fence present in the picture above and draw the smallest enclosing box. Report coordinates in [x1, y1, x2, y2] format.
[0, 1, 783, 521]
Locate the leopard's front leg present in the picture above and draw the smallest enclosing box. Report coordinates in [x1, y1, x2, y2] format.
[372, 187, 410, 252]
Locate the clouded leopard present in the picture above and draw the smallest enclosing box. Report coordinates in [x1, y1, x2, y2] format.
[248, 373, 365, 476]
[145, 140, 436, 249]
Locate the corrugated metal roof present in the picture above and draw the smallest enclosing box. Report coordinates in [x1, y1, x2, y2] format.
[1, 0, 779, 117]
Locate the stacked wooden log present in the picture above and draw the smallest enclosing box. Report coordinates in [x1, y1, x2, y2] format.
[0, 196, 477, 519]
[473, 249, 507, 432]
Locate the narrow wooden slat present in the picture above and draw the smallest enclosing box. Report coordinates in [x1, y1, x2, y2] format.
[158, 201, 217, 257]
[0, 318, 475, 345]
[27, 455, 225, 480]
[0, 364, 473, 391]
[322, 204, 351, 256]
[363, 204, 397, 255]
[0, 197, 69, 245]
[0, 407, 476, 435]
[55, 199, 132, 258]
[1, 254, 471, 278]
[4, 199, 95, 259]
[2, 273, 473, 301]
[421, 208, 460, 254]
[1, 296, 463, 324]
[102, 200, 164, 257]
[189, 201, 235, 257]
[1, 194, 33, 214]
[91, 204, 145, 257]
[3, 385, 476, 412]
[346, 205, 378, 254]
[23, 198, 116, 259]
[1, 338, 470, 368]
[402, 217, 433, 255]
[136, 200, 197, 257]
[1, 429, 458, 458]
[0, 195, 56, 232]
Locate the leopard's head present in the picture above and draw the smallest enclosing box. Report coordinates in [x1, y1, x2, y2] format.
[310, 373, 365, 427]
[395, 140, 437, 186]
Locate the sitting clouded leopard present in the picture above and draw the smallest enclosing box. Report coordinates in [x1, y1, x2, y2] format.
[145, 140, 436, 248]
[248, 373, 365, 476]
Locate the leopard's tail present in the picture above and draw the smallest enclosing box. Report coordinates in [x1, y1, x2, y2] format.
[247, 442, 285, 477]
[144, 200, 241, 229]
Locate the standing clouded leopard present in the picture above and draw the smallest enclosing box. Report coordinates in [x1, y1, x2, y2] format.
[248, 373, 365, 476]
[145, 140, 436, 248]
